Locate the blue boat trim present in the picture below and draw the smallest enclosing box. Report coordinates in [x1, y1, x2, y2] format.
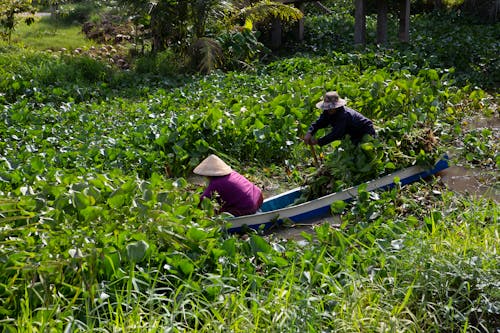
[226, 156, 449, 233]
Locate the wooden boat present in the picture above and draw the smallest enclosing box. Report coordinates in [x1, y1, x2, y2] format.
[226, 157, 449, 233]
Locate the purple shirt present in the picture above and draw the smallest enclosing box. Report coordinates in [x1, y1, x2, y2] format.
[200, 171, 263, 216]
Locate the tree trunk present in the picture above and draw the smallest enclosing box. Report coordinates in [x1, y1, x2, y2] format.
[271, 17, 282, 49]
[150, 10, 165, 53]
[293, 3, 306, 41]
[398, 0, 410, 43]
[354, 0, 366, 45]
[377, 0, 388, 45]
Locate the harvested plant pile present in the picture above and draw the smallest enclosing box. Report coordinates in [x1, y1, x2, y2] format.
[301, 122, 441, 201]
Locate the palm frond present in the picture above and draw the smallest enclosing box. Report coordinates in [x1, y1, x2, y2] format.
[191, 37, 223, 74]
[238, 0, 304, 24]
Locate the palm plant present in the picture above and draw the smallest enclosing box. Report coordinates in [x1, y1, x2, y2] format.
[238, 0, 303, 23]
[194, 0, 304, 72]
[120, 0, 303, 72]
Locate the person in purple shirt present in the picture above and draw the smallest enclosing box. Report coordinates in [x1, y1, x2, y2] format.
[303, 91, 375, 146]
[193, 154, 263, 216]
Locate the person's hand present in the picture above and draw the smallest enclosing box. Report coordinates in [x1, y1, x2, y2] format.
[303, 132, 317, 145]
[303, 132, 313, 145]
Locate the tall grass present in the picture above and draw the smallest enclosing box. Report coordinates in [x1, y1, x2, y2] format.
[5, 185, 498, 332]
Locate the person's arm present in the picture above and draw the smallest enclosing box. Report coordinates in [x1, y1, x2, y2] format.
[317, 113, 347, 146]
[304, 112, 328, 145]
[200, 180, 216, 202]
[317, 127, 345, 146]
[198, 181, 223, 213]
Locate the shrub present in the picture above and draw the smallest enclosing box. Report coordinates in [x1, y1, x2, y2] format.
[35, 54, 112, 84]
[56, 1, 101, 24]
[132, 50, 184, 76]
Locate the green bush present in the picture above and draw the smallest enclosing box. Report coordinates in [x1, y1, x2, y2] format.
[56, 1, 101, 24]
[30, 54, 111, 84]
[133, 54, 157, 74]
[133, 50, 184, 76]
[218, 28, 269, 70]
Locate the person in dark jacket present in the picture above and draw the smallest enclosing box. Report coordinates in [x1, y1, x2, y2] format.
[303, 91, 375, 146]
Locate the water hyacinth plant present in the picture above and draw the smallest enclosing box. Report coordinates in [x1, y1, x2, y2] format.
[1, 5, 499, 332]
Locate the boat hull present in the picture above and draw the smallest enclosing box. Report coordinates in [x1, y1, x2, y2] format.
[226, 158, 449, 233]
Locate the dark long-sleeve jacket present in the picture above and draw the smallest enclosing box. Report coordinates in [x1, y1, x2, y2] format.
[308, 106, 375, 146]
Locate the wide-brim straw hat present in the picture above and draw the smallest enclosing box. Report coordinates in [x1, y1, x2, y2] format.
[316, 91, 347, 110]
[193, 154, 232, 176]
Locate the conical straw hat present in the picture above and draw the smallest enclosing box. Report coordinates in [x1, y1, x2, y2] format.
[193, 154, 232, 176]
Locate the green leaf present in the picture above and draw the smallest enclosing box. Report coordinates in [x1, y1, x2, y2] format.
[330, 200, 346, 214]
[360, 142, 374, 151]
[272, 255, 288, 267]
[409, 112, 418, 122]
[211, 248, 225, 259]
[126, 240, 149, 263]
[222, 238, 236, 257]
[30, 156, 44, 173]
[274, 105, 286, 117]
[178, 259, 194, 275]
[52, 87, 64, 96]
[80, 206, 103, 221]
[103, 249, 121, 278]
[73, 192, 91, 209]
[331, 140, 342, 149]
[300, 232, 313, 243]
[142, 189, 153, 201]
[385, 162, 396, 169]
[187, 227, 208, 242]
[250, 235, 272, 254]
[108, 194, 126, 208]
[173, 178, 187, 188]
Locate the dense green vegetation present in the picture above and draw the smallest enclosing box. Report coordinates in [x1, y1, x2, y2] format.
[0, 4, 499, 332]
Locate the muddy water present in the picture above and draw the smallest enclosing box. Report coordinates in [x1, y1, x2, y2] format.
[437, 166, 499, 201]
[438, 113, 500, 202]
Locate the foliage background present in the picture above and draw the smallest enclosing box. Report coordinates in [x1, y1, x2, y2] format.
[0, 1, 499, 332]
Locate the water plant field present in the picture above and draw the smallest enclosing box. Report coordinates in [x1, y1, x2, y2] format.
[1, 9, 499, 332]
